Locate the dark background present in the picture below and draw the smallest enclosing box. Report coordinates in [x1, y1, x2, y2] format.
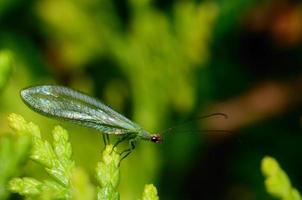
[1, 0, 302, 199]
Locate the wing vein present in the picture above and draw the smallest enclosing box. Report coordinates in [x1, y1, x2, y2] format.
[20, 85, 140, 134]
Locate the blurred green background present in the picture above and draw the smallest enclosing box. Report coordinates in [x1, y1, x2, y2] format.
[1, 0, 302, 199]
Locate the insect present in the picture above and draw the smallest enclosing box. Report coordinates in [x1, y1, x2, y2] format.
[20, 85, 228, 160]
[20, 85, 162, 159]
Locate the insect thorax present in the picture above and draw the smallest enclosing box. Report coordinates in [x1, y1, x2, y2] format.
[137, 129, 152, 140]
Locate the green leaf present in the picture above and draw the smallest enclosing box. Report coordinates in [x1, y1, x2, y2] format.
[8, 114, 74, 199]
[7, 114, 159, 199]
[9, 177, 41, 196]
[0, 135, 31, 199]
[261, 156, 301, 200]
[8, 113, 41, 138]
[97, 184, 119, 200]
[140, 184, 159, 200]
[96, 145, 120, 200]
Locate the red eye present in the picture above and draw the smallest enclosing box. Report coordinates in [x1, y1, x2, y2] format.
[150, 134, 161, 143]
[151, 136, 157, 142]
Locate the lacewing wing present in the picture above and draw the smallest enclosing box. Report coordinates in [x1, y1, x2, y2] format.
[20, 85, 144, 135]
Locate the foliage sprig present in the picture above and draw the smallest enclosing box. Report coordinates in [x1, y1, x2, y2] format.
[7, 114, 159, 199]
[261, 156, 301, 200]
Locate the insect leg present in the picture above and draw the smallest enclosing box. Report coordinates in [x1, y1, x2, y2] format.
[102, 134, 107, 146]
[106, 134, 110, 144]
[119, 139, 136, 164]
[112, 136, 126, 149]
[102, 134, 110, 150]
[111, 135, 128, 153]
[118, 136, 136, 155]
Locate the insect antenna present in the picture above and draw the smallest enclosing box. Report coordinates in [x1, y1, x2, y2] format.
[159, 113, 228, 134]
[158, 113, 230, 138]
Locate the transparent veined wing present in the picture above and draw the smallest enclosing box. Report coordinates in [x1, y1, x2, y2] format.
[20, 85, 140, 134]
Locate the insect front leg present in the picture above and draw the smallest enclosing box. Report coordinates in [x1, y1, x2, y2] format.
[110, 134, 130, 154]
[119, 139, 136, 164]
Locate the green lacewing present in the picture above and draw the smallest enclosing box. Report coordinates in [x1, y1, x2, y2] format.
[20, 85, 161, 159]
[20, 85, 227, 159]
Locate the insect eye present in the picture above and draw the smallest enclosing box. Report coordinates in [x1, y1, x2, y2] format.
[150, 134, 161, 143]
[151, 136, 158, 142]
